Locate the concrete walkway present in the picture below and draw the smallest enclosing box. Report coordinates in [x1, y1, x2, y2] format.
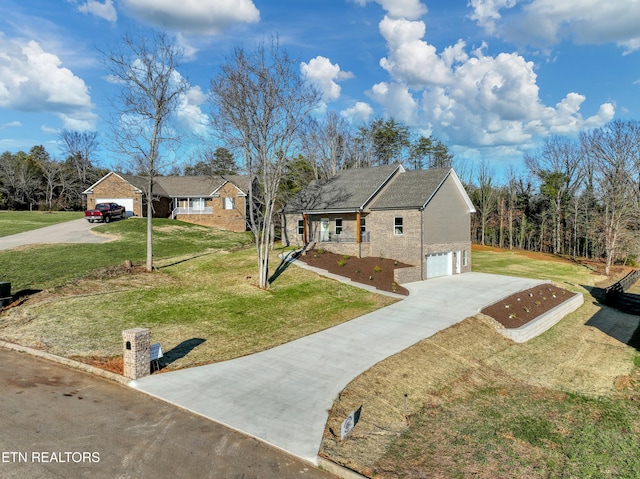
[0, 218, 113, 251]
[132, 272, 543, 464]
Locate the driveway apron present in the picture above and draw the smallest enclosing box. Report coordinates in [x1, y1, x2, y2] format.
[131, 272, 543, 464]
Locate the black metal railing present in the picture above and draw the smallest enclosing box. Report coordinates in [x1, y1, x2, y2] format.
[604, 269, 640, 314]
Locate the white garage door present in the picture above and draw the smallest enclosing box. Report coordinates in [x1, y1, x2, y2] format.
[96, 198, 134, 216]
[426, 252, 452, 279]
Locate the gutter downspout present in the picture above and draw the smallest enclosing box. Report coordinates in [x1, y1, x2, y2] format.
[420, 206, 425, 280]
[356, 210, 361, 258]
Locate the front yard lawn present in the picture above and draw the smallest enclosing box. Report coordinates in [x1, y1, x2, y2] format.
[0, 219, 396, 369]
[0, 218, 253, 291]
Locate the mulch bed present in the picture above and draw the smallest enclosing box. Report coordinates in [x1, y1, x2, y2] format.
[481, 284, 572, 328]
[297, 249, 412, 295]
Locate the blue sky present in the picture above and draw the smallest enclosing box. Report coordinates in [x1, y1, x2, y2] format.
[0, 0, 638, 177]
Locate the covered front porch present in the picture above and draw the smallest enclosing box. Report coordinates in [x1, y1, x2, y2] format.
[301, 212, 370, 245]
[170, 198, 213, 219]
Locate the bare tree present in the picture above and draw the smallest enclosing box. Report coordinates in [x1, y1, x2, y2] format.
[210, 38, 321, 289]
[474, 160, 496, 246]
[302, 109, 352, 179]
[59, 130, 99, 186]
[101, 32, 188, 272]
[525, 136, 584, 254]
[582, 120, 640, 275]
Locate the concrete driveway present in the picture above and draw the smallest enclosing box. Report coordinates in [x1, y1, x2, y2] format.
[132, 272, 543, 464]
[0, 218, 114, 251]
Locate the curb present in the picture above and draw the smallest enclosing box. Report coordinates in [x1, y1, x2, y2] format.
[0, 339, 129, 385]
[317, 457, 370, 479]
[286, 255, 407, 300]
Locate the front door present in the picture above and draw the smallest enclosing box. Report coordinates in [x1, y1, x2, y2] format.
[320, 218, 330, 242]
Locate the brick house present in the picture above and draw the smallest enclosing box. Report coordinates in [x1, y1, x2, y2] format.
[282, 163, 476, 283]
[83, 172, 249, 232]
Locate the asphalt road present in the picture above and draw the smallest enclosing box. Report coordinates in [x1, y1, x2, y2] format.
[0, 348, 336, 479]
[0, 218, 113, 251]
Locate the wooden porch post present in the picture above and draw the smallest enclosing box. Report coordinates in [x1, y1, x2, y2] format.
[356, 211, 361, 244]
[303, 213, 309, 244]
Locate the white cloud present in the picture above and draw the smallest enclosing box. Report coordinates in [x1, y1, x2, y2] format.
[176, 85, 209, 136]
[470, 0, 640, 53]
[301, 56, 353, 103]
[121, 0, 260, 35]
[379, 16, 454, 86]
[467, 0, 516, 34]
[341, 101, 374, 124]
[368, 19, 614, 150]
[0, 35, 97, 130]
[351, 0, 427, 20]
[1, 121, 21, 129]
[78, 0, 117, 22]
[368, 82, 418, 123]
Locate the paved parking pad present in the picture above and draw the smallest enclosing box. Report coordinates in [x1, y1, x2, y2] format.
[132, 272, 543, 464]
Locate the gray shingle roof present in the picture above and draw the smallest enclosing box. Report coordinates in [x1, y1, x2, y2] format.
[120, 174, 249, 197]
[369, 168, 450, 209]
[283, 163, 401, 213]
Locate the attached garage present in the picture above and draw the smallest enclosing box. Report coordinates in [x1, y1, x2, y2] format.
[426, 252, 452, 279]
[96, 198, 134, 217]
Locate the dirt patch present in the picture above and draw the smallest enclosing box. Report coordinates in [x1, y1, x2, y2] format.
[297, 249, 411, 295]
[481, 284, 572, 328]
[71, 355, 123, 375]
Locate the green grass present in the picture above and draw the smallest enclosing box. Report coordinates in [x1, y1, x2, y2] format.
[0, 218, 253, 291]
[379, 380, 640, 478]
[0, 210, 83, 237]
[472, 248, 601, 291]
[0, 218, 395, 366]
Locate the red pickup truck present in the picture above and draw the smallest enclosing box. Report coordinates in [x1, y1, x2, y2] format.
[84, 203, 126, 223]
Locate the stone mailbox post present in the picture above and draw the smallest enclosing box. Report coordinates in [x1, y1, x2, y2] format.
[122, 328, 150, 380]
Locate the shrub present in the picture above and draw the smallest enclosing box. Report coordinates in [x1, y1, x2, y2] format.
[373, 265, 382, 273]
[337, 259, 347, 267]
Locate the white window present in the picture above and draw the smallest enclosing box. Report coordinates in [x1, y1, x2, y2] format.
[223, 197, 235, 210]
[360, 217, 366, 233]
[394, 217, 403, 235]
[297, 219, 304, 235]
[462, 249, 468, 267]
[335, 218, 343, 235]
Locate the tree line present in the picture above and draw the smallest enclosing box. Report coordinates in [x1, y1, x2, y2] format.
[0, 131, 105, 211]
[465, 120, 640, 275]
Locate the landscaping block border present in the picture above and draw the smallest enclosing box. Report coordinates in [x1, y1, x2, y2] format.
[496, 292, 584, 343]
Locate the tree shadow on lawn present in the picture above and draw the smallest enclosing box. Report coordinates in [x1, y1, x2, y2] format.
[158, 338, 206, 370]
[268, 249, 303, 285]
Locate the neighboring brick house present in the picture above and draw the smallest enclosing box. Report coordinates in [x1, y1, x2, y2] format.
[282, 163, 476, 283]
[83, 172, 249, 232]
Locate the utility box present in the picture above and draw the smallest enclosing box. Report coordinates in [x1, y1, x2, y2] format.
[122, 328, 150, 380]
[0, 282, 11, 306]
